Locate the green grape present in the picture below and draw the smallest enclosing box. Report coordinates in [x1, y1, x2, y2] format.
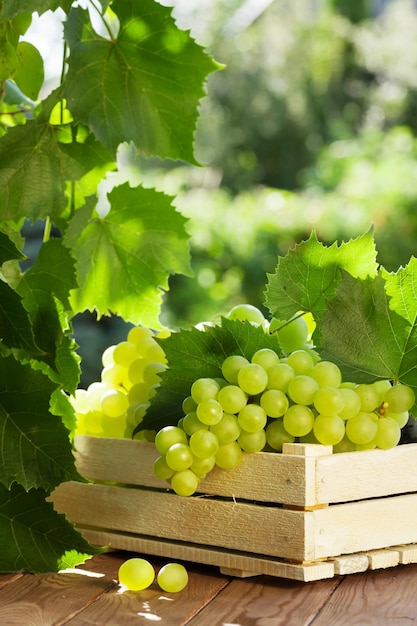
[286, 349, 314, 375]
[190, 455, 216, 475]
[283, 404, 314, 437]
[171, 469, 199, 496]
[126, 401, 149, 428]
[191, 378, 220, 403]
[298, 429, 320, 444]
[385, 410, 409, 428]
[153, 455, 175, 480]
[155, 425, 188, 455]
[189, 429, 219, 458]
[128, 358, 146, 385]
[238, 404, 267, 432]
[338, 388, 362, 420]
[209, 413, 241, 444]
[355, 384, 379, 412]
[182, 411, 208, 435]
[127, 382, 148, 404]
[374, 417, 401, 450]
[287, 375, 319, 405]
[100, 388, 129, 418]
[221, 355, 250, 384]
[127, 325, 154, 344]
[311, 361, 342, 388]
[269, 314, 309, 354]
[265, 419, 295, 451]
[118, 558, 155, 591]
[238, 428, 267, 452]
[251, 348, 280, 371]
[101, 362, 129, 388]
[267, 363, 295, 392]
[313, 414, 345, 446]
[196, 398, 223, 425]
[165, 443, 194, 471]
[101, 413, 127, 438]
[345, 412, 378, 445]
[384, 384, 415, 413]
[143, 362, 168, 386]
[372, 379, 392, 405]
[84, 410, 103, 435]
[227, 303, 266, 326]
[145, 341, 167, 364]
[313, 387, 345, 416]
[113, 340, 138, 365]
[157, 563, 188, 593]
[333, 435, 356, 453]
[237, 363, 268, 395]
[215, 441, 243, 469]
[217, 385, 247, 414]
[182, 395, 197, 414]
[102, 344, 116, 367]
[260, 389, 289, 418]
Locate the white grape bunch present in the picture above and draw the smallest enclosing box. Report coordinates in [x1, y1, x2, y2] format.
[70, 325, 168, 440]
[153, 340, 415, 497]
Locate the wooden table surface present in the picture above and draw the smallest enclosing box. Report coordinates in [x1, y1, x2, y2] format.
[1, 550, 417, 625]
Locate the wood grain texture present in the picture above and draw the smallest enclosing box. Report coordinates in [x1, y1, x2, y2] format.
[186, 573, 342, 626]
[312, 565, 417, 625]
[51, 481, 310, 561]
[73, 436, 314, 506]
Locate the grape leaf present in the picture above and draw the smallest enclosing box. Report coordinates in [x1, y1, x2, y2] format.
[0, 355, 82, 491]
[14, 238, 79, 388]
[319, 270, 417, 401]
[0, 230, 24, 264]
[63, 0, 221, 161]
[64, 183, 191, 328]
[0, 282, 40, 353]
[0, 0, 73, 19]
[139, 318, 282, 433]
[0, 90, 109, 223]
[0, 483, 101, 574]
[264, 230, 378, 323]
[14, 41, 44, 100]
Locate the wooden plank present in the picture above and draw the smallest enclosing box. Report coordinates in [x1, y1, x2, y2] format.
[73, 436, 315, 507]
[312, 493, 417, 560]
[77, 529, 335, 583]
[186, 573, 343, 626]
[315, 444, 417, 504]
[311, 564, 417, 625]
[396, 543, 417, 564]
[332, 554, 369, 575]
[0, 552, 118, 624]
[51, 481, 311, 563]
[64, 554, 230, 626]
[0, 573, 23, 590]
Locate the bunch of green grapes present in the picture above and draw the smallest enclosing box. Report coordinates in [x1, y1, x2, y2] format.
[153, 344, 415, 497]
[70, 325, 169, 439]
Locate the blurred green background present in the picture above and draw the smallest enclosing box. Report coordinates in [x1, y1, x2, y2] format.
[72, 0, 417, 383]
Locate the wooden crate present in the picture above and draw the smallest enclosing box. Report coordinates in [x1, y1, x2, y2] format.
[51, 435, 417, 582]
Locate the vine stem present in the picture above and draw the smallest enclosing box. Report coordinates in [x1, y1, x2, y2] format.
[43, 216, 52, 242]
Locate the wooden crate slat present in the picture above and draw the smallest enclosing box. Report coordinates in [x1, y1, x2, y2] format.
[312, 493, 417, 560]
[51, 481, 311, 562]
[73, 436, 318, 507]
[72, 528, 336, 583]
[315, 444, 417, 505]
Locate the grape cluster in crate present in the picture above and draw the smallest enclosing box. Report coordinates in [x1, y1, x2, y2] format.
[70, 304, 415, 497]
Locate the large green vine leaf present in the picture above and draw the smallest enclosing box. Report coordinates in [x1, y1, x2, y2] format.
[0, 356, 82, 491]
[319, 270, 417, 399]
[64, 183, 192, 328]
[0, 1, 72, 19]
[0, 90, 112, 224]
[139, 318, 281, 433]
[0, 483, 101, 574]
[13, 238, 80, 392]
[63, 0, 221, 160]
[264, 230, 378, 323]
